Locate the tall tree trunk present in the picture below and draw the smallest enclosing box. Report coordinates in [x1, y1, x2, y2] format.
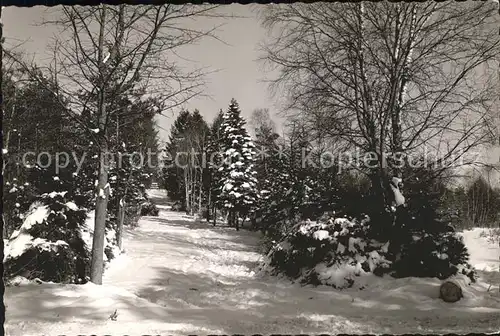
[198, 169, 203, 215]
[116, 197, 125, 250]
[1, 5, 7, 241]
[90, 142, 110, 284]
[240, 210, 247, 230]
[227, 210, 232, 227]
[16, 131, 21, 178]
[184, 168, 189, 213]
[191, 167, 197, 215]
[90, 4, 109, 285]
[234, 211, 239, 231]
[207, 182, 211, 222]
[190, 168, 194, 215]
[3, 89, 16, 176]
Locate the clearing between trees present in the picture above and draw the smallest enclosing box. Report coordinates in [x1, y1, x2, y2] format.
[4, 190, 500, 335]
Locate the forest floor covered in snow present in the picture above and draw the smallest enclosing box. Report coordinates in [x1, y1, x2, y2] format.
[4, 189, 500, 335]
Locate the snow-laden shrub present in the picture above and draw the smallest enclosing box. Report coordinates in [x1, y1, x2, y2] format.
[263, 215, 391, 289]
[124, 205, 142, 227]
[4, 193, 90, 284]
[3, 179, 36, 238]
[263, 208, 476, 288]
[390, 229, 475, 281]
[371, 169, 478, 282]
[104, 224, 119, 262]
[386, 204, 476, 282]
[3, 160, 97, 284]
[140, 200, 159, 216]
[347, 168, 477, 283]
[80, 210, 120, 265]
[171, 201, 186, 212]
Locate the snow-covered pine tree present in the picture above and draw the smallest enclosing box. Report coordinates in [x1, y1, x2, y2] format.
[218, 99, 259, 230]
[254, 140, 293, 238]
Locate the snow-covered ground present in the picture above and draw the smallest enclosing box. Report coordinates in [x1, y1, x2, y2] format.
[460, 228, 499, 273]
[4, 192, 500, 334]
[146, 187, 169, 204]
[459, 228, 500, 288]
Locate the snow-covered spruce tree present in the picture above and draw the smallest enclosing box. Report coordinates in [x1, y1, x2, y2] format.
[4, 160, 91, 283]
[384, 165, 476, 281]
[254, 125, 342, 241]
[254, 142, 296, 240]
[250, 108, 281, 230]
[218, 99, 259, 230]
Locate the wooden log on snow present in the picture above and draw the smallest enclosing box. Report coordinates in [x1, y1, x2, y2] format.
[439, 280, 463, 303]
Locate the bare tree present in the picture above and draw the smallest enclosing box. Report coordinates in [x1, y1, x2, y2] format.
[5, 4, 225, 284]
[260, 1, 499, 209]
[249, 108, 276, 138]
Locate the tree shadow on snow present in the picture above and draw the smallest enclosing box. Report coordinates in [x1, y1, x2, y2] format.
[4, 282, 172, 324]
[151, 216, 263, 244]
[133, 266, 347, 334]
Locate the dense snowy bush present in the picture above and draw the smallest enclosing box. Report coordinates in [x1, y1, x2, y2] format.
[3, 179, 36, 238]
[255, 155, 372, 243]
[264, 215, 392, 289]
[124, 205, 142, 227]
[4, 193, 90, 284]
[3, 161, 108, 284]
[387, 203, 476, 282]
[391, 229, 475, 281]
[171, 201, 186, 212]
[263, 208, 476, 289]
[140, 200, 159, 216]
[377, 168, 478, 282]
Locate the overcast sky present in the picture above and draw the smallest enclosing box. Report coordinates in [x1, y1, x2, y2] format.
[3, 4, 285, 143]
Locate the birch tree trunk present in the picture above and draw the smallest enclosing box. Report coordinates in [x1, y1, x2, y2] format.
[184, 168, 190, 213]
[190, 165, 196, 215]
[116, 198, 125, 250]
[207, 186, 211, 222]
[198, 169, 203, 215]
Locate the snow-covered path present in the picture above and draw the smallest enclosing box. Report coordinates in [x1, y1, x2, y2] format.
[5, 193, 500, 334]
